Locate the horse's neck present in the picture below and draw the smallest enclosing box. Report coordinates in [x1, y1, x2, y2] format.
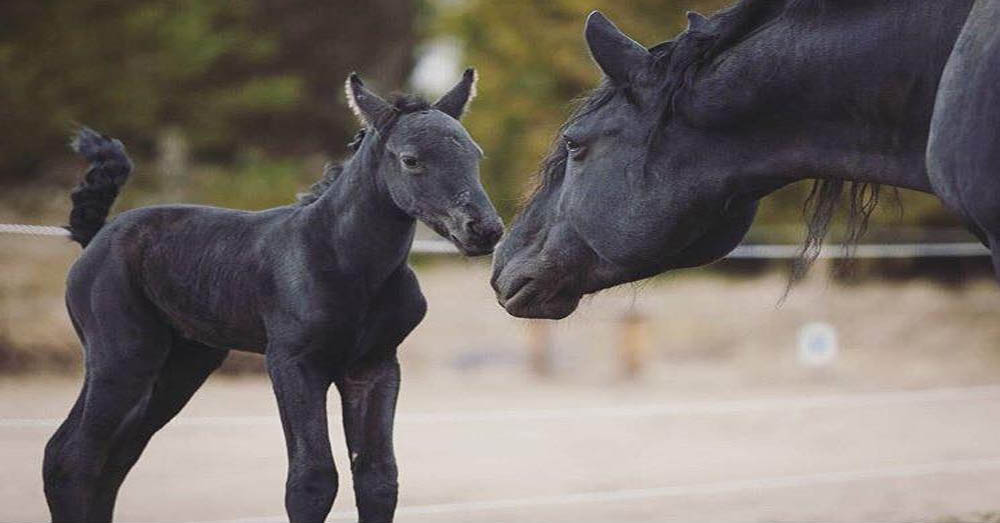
[717, 0, 975, 194]
[301, 157, 415, 279]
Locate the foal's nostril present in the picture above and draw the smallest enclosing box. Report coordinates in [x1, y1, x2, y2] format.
[463, 216, 481, 234]
[484, 223, 503, 245]
[457, 214, 503, 252]
[468, 218, 502, 245]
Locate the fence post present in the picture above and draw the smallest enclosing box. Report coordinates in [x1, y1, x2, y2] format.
[620, 311, 649, 380]
[157, 127, 189, 202]
[526, 320, 553, 377]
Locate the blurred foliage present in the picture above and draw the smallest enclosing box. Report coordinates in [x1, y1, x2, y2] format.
[187, 152, 322, 211]
[0, 0, 417, 182]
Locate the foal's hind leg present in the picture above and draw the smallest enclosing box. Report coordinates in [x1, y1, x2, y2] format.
[43, 290, 171, 522]
[89, 339, 229, 522]
[43, 310, 90, 510]
[43, 379, 90, 506]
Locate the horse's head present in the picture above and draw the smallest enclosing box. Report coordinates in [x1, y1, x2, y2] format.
[492, 12, 758, 318]
[346, 71, 503, 256]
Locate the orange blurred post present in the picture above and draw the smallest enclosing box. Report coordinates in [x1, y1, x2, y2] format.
[527, 320, 553, 377]
[620, 311, 649, 380]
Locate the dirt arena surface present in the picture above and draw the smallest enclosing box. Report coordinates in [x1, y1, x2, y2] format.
[4, 376, 1000, 523]
[5, 262, 1000, 522]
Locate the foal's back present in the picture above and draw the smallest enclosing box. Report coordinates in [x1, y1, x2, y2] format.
[69, 203, 304, 351]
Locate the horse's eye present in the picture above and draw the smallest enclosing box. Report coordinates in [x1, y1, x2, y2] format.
[565, 139, 581, 153]
[401, 156, 420, 169]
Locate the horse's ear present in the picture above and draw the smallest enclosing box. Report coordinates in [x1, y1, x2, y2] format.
[687, 11, 709, 32]
[585, 11, 650, 84]
[345, 73, 395, 129]
[434, 68, 477, 120]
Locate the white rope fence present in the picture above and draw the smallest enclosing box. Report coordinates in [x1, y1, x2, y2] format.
[726, 242, 990, 259]
[0, 224, 71, 237]
[0, 222, 991, 258]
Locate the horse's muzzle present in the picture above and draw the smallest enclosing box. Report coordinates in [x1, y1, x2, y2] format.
[490, 246, 583, 319]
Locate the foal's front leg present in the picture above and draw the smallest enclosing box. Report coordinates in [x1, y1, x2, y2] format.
[336, 352, 401, 523]
[267, 351, 338, 523]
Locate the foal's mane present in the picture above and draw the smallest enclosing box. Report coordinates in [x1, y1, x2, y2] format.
[296, 94, 431, 206]
[531, 0, 888, 281]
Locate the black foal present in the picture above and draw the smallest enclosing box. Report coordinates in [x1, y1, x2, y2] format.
[43, 70, 502, 523]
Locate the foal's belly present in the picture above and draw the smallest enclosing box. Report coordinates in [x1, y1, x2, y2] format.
[162, 304, 267, 353]
[139, 255, 269, 351]
[150, 289, 268, 352]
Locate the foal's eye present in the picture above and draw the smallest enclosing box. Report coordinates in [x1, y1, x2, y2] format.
[401, 156, 420, 169]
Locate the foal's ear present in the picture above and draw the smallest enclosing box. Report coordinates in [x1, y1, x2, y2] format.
[686, 11, 709, 32]
[585, 11, 650, 84]
[345, 73, 395, 129]
[433, 68, 477, 120]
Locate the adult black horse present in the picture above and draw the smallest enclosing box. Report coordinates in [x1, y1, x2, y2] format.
[492, 0, 999, 319]
[45, 71, 501, 523]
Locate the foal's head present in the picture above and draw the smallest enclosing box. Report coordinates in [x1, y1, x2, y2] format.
[345, 71, 502, 256]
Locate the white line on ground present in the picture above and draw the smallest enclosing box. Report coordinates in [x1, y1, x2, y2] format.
[194, 457, 1000, 523]
[5, 384, 1000, 429]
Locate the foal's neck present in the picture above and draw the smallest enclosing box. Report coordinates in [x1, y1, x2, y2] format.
[301, 149, 415, 281]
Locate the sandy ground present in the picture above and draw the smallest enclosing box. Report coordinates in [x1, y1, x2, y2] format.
[4, 375, 1000, 523]
[4, 252, 1000, 521]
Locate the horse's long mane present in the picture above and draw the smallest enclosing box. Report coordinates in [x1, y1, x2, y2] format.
[530, 0, 891, 281]
[297, 94, 431, 206]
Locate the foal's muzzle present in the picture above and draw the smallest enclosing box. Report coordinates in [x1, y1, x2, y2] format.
[447, 212, 504, 256]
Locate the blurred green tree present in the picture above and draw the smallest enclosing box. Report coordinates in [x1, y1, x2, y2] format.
[0, 0, 417, 182]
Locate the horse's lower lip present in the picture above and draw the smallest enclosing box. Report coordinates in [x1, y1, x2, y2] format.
[500, 279, 580, 319]
[498, 276, 532, 305]
[502, 280, 536, 310]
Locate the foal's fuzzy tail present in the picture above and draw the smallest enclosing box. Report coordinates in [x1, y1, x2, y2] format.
[66, 127, 133, 248]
